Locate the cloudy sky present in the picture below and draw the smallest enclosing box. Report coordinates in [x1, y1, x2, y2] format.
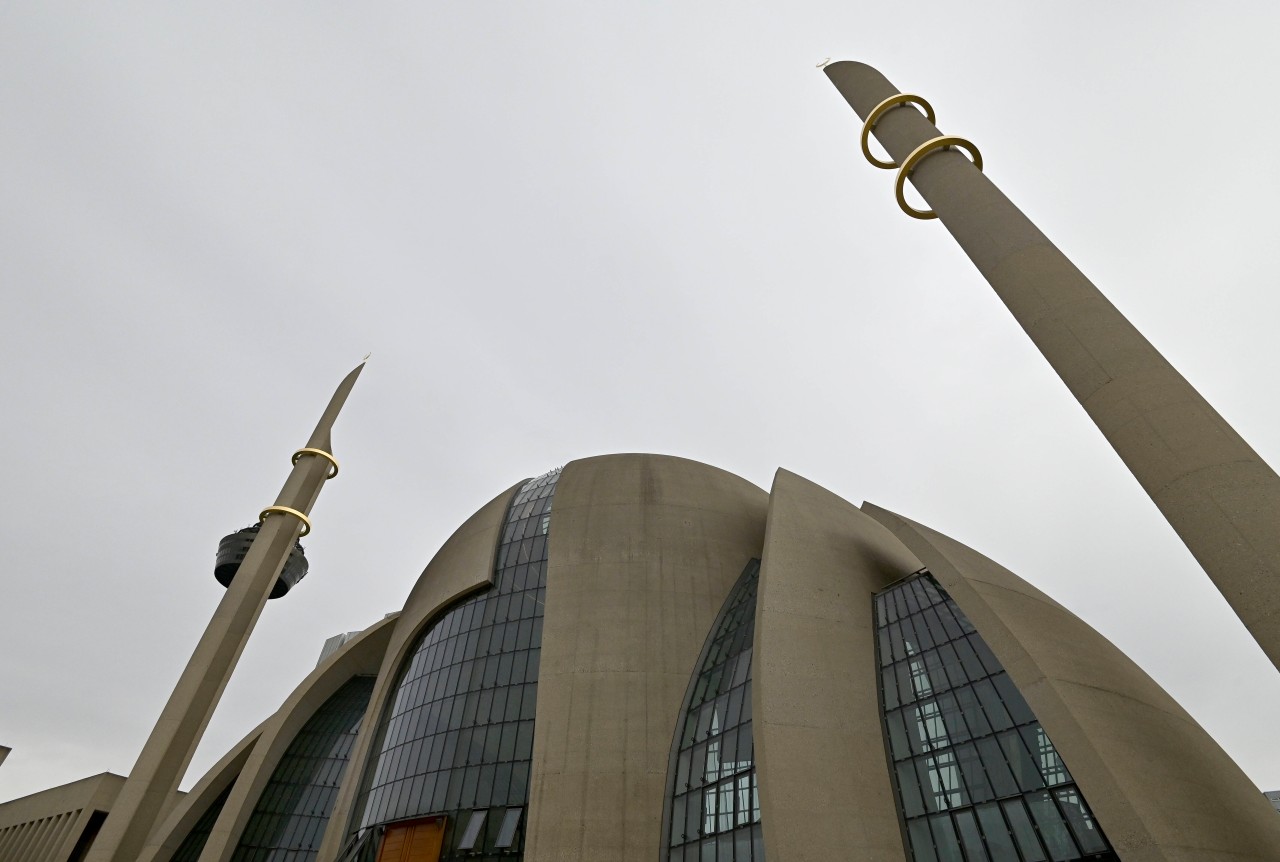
[3, 3, 1280, 802]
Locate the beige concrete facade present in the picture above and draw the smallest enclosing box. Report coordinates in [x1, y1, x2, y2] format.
[754, 469, 920, 862]
[865, 503, 1280, 861]
[826, 60, 1280, 673]
[16, 456, 1280, 862]
[138, 728, 262, 862]
[525, 454, 768, 862]
[0, 773, 125, 862]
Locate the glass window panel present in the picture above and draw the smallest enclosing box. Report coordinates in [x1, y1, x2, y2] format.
[954, 743, 993, 804]
[907, 818, 938, 862]
[885, 710, 912, 760]
[975, 803, 1018, 860]
[993, 673, 1035, 725]
[230, 677, 373, 862]
[928, 814, 964, 862]
[882, 665, 901, 709]
[975, 736, 1019, 798]
[1002, 798, 1047, 862]
[878, 628, 894, 666]
[954, 809, 989, 862]
[872, 572, 1114, 862]
[954, 686, 991, 738]
[973, 679, 1013, 731]
[1053, 787, 1108, 853]
[664, 561, 761, 860]
[912, 613, 936, 650]
[1026, 791, 1078, 861]
[897, 761, 926, 819]
[999, 731, 1045, 792]
[457, 809, 487, 850]
[351, 471, 558, 859]
[495, 807, 522, 849]
[1021, 725, 1071, 786]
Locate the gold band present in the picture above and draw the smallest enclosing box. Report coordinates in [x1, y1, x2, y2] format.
[894, 135, 983, 220]
[861, 94, 936, 169]
[292, 447, 339, 479]
[259, 506, 312, 537]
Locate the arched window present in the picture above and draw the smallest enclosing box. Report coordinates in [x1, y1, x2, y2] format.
[230, 676, 375, 861]
[664, 559, 764, 862]
[876, 572, 1117, 862]
[353, 470, 559, 860]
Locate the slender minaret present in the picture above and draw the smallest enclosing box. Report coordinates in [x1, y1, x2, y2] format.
[86, 362, 364, 862]
[825, 61, 1280, 670]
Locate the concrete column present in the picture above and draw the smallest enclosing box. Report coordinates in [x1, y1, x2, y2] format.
[826, 61, 1280, 670]
[754, 469, 920, 861]
[86, 364, 364, 862]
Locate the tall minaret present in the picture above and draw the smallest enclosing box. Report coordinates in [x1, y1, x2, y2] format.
[825, 61, 1280, 670]
[86, 362, 364, 862]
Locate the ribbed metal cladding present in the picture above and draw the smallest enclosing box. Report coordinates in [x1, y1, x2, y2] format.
[352, 470, 559, 860]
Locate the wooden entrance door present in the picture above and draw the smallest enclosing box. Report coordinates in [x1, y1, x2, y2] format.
[375, 815, 446, 862]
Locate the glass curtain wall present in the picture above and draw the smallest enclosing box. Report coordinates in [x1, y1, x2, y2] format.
[875, 572, 1117, 862]
[230, 676, 375, 862]
[353, 470, 559, 860]
[664, 559, 764, 862]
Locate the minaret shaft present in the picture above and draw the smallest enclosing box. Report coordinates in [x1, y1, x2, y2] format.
[86, 364, 363, 862]
[827, 61, 1280, 668]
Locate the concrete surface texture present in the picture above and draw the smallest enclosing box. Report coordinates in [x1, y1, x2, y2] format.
[825, 60, 1280, 674]
[525, 454, 769, 862]
[753, 468, 919, 862]
[16, 455, 1280, 862]
[189, 616, 396, 862]
[0, 773, 125, 862]
[137, 730, 262, 862]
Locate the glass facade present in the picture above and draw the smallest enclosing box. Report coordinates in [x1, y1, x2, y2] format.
[353, 470, 559, 860]
[665, 559, 764, 862]
[230, 676, 375, 862]
[170, 780, 235, 862]
[875, 572, 1117, 862]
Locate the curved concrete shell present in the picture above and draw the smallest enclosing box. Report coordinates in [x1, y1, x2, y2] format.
[753, 469, 921, 861]
[189, 615, 396, 862]
[136, 728, 260, 862]
[16, 454, 1280, 862]
[526, 454, 769, 862]
[864, 503, 1280, 861]
[316, 480, 521, 861]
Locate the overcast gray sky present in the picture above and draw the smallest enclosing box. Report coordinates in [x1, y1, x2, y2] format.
[3, 2, 1280, 802]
